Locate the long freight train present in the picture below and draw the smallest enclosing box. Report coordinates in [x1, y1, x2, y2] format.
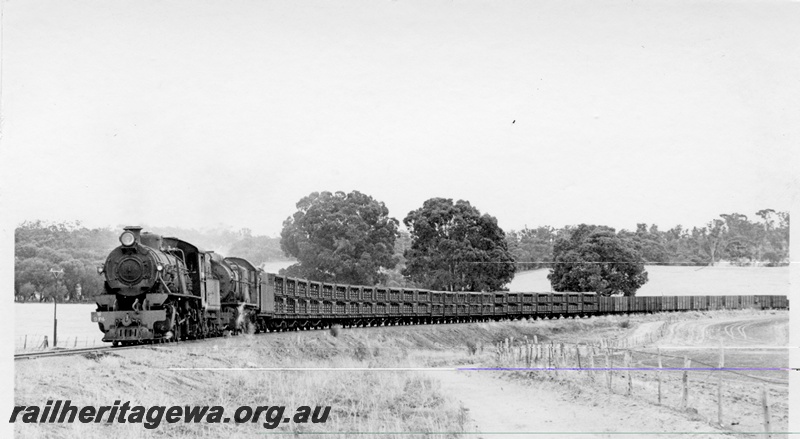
[91, 227, 789, 345]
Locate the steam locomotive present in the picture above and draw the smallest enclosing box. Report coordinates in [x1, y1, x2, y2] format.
[91, 226, 259, 346]
[91, 227, 789, 345]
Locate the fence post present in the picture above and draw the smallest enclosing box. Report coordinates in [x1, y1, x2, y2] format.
[657, 348, 662, 405]
[538, 342, 542, 368]
[529, 343, 533, 367]
[762, 386, 772, 439]
[626, 351, 633, 396]
[718, 345, 724, 425]
[525, 344, 529, 367]
[682, 356, 691, 409]
[605, 350, 612, 391]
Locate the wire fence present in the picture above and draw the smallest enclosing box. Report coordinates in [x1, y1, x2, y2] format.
[15, 334, 101, 352]
[493, 335, 786, 437]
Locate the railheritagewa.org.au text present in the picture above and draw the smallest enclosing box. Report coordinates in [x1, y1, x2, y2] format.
[10, 400, 331, 429]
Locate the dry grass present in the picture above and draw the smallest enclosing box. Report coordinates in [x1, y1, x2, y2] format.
[15, 328, 471, 439]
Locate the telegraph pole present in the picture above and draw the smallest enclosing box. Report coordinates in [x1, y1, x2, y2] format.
[50, 268, 64, 347]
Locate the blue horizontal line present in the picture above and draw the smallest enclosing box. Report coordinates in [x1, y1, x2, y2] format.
[458, 367, 791, 371]
[261, 432, 800, 435]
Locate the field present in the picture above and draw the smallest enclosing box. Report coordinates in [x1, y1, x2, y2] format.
[15, 304, 102, 351]
[15, 309, 788, 438]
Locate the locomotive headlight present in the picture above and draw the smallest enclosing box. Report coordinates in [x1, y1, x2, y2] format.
[156, 264, 163, 272]
[120, 231, 135, 246]
[97, 266, 104, 274]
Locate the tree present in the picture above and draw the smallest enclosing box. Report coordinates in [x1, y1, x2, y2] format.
[547, 224, 648, 296]
[15, 257, 52, 293]
[18, 283, 36, 301]
[772, 211, 790, 265]
[59, 258, 104, 299]
[402, 198, 515, 291]
[718, 213, 757, 265]
[618, 223, 669, 265]
[757, 209, 790, 266]
[662, 225, 705, 266]
[692, 219, 730, 266]
[377, 229, 416, 288]
[506, 226, 556, 271]
[43, 283, 69, 302]
[14, 220, 118, 299]
[280, 191, 400, 285]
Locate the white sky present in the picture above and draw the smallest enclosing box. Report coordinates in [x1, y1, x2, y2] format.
[1, 0, 798, 238]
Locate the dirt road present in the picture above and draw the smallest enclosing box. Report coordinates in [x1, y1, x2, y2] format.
[436, 370, 734, 439]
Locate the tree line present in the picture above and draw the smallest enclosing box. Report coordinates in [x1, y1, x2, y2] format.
[506, 209, 789, 270]
[279, 192, 789, 296]
[14, 194, 790, 300]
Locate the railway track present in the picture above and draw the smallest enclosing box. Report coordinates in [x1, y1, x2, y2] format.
[12, 317, 501, 360]
[15, 346, 119, 360]
[14, 338, 193, 360]
[13, 329, 269, 360]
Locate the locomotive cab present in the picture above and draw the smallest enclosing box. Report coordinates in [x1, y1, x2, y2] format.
[161, 236, 222, 312]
